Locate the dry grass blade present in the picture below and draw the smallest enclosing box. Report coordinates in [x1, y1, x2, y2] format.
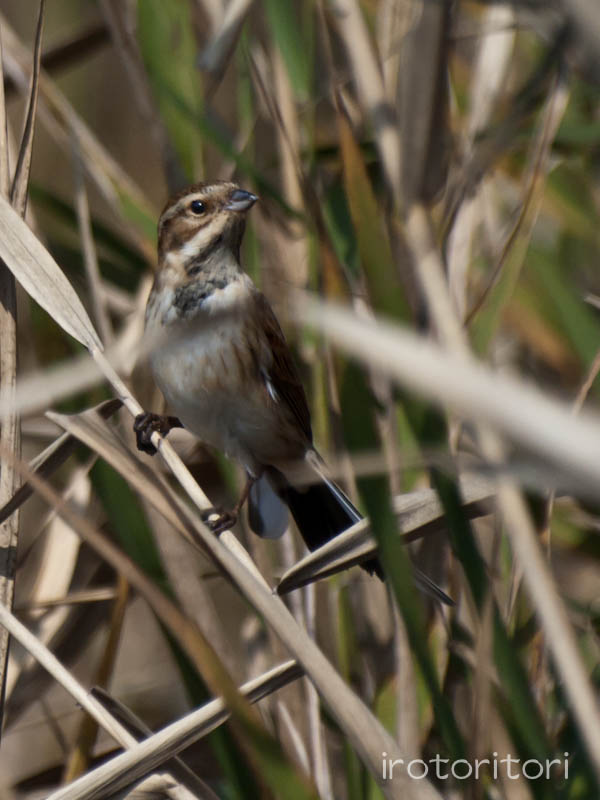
[1, 351, 104, 418]
[0, 601, 140, 748]
[3, 23, 110, 99]
[193, 0, 224, 34]
[277, 476, 495, 593]
[0, 263, 18, 738]
[0, 227, 18, 738]
[5, 448, 316, 797]
[535, 345, 600, 702]
[466, 5, 515, 141]
[111, 774, 183, 799]
[0, 600, 227, 800]
[46, 405, 199, 541]
[0, 293, 149, 416]
[15, 586, 118, 611]
[63, 577, 130, 782]
[3, 460, 94, 707]
[48, 403, 259, 677]
[10, 0, 44, 215]
[0, 432, 75, 524]
[89, 686, 221, 800]
[12, 440, 258, 710]
[48, 661, 303, 800]
[73, 141, 113, 344]
[49, 400, 240, 677]
[446, 4, 515, 317]
[0, 398, 121, 525]
[0, 192, 102, 350]
[442, 31, 564, 237]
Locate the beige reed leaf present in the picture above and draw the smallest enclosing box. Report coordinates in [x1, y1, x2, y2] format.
[46, 405, 194, 540]
[0, 398, 121, 525]
[47, 661, 303, 800]
[0, 192, 102, 350]
[10, 0, 44, 215]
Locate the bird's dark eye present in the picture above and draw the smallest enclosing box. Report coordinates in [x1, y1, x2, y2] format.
[189, 199, 206, 215]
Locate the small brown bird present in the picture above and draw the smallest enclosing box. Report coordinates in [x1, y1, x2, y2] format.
[135, 181, 451, 602]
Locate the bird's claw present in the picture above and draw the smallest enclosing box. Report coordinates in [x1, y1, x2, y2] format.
[134, 412, 174, 455]
[200, 507, 237, 534]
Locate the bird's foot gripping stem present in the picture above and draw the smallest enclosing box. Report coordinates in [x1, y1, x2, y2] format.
[199, 477, 256, 535]
[200, 507, 238, 535]
[134, 413, 182, 455]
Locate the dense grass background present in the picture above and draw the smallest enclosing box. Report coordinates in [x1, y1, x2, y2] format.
[1, 1, 600, 798]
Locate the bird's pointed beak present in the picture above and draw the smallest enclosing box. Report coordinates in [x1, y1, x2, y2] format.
[225, 189, 258, 212]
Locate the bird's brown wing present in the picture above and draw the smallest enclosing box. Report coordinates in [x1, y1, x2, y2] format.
[254, 291, 313, 444]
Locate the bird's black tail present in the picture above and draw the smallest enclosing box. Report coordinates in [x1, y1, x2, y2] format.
[276, 472, 383, 579]
[260, 462, 452, 603]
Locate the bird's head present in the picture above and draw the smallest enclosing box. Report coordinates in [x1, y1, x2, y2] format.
[157, 181, 258, 275]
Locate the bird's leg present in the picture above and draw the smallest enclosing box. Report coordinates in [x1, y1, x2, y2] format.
[234, 475, 257, 515]
[201, 475, 257, 535]
[134, 412, 183, 455]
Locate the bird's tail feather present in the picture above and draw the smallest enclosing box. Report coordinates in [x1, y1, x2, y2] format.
[257, 460, 452, 603]
[271, 466, 383, 579]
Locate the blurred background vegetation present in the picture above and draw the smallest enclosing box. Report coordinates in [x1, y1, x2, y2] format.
[1, 0, 600, 798]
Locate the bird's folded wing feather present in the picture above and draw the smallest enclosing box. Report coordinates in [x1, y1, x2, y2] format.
[254, 291, 313, 443]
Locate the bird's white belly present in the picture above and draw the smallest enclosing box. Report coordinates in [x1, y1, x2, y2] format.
[148, 317, 276, 472]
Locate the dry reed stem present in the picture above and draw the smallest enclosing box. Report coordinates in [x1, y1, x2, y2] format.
[72, 142, 113, 345]
[62, 576, 130, 782]
[3, 462, 90, 705]
[0, 0, 45, 736]
[89, 685, 221, 800]
[0, 29, 9, 197]
[47, 661, 303, 800]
